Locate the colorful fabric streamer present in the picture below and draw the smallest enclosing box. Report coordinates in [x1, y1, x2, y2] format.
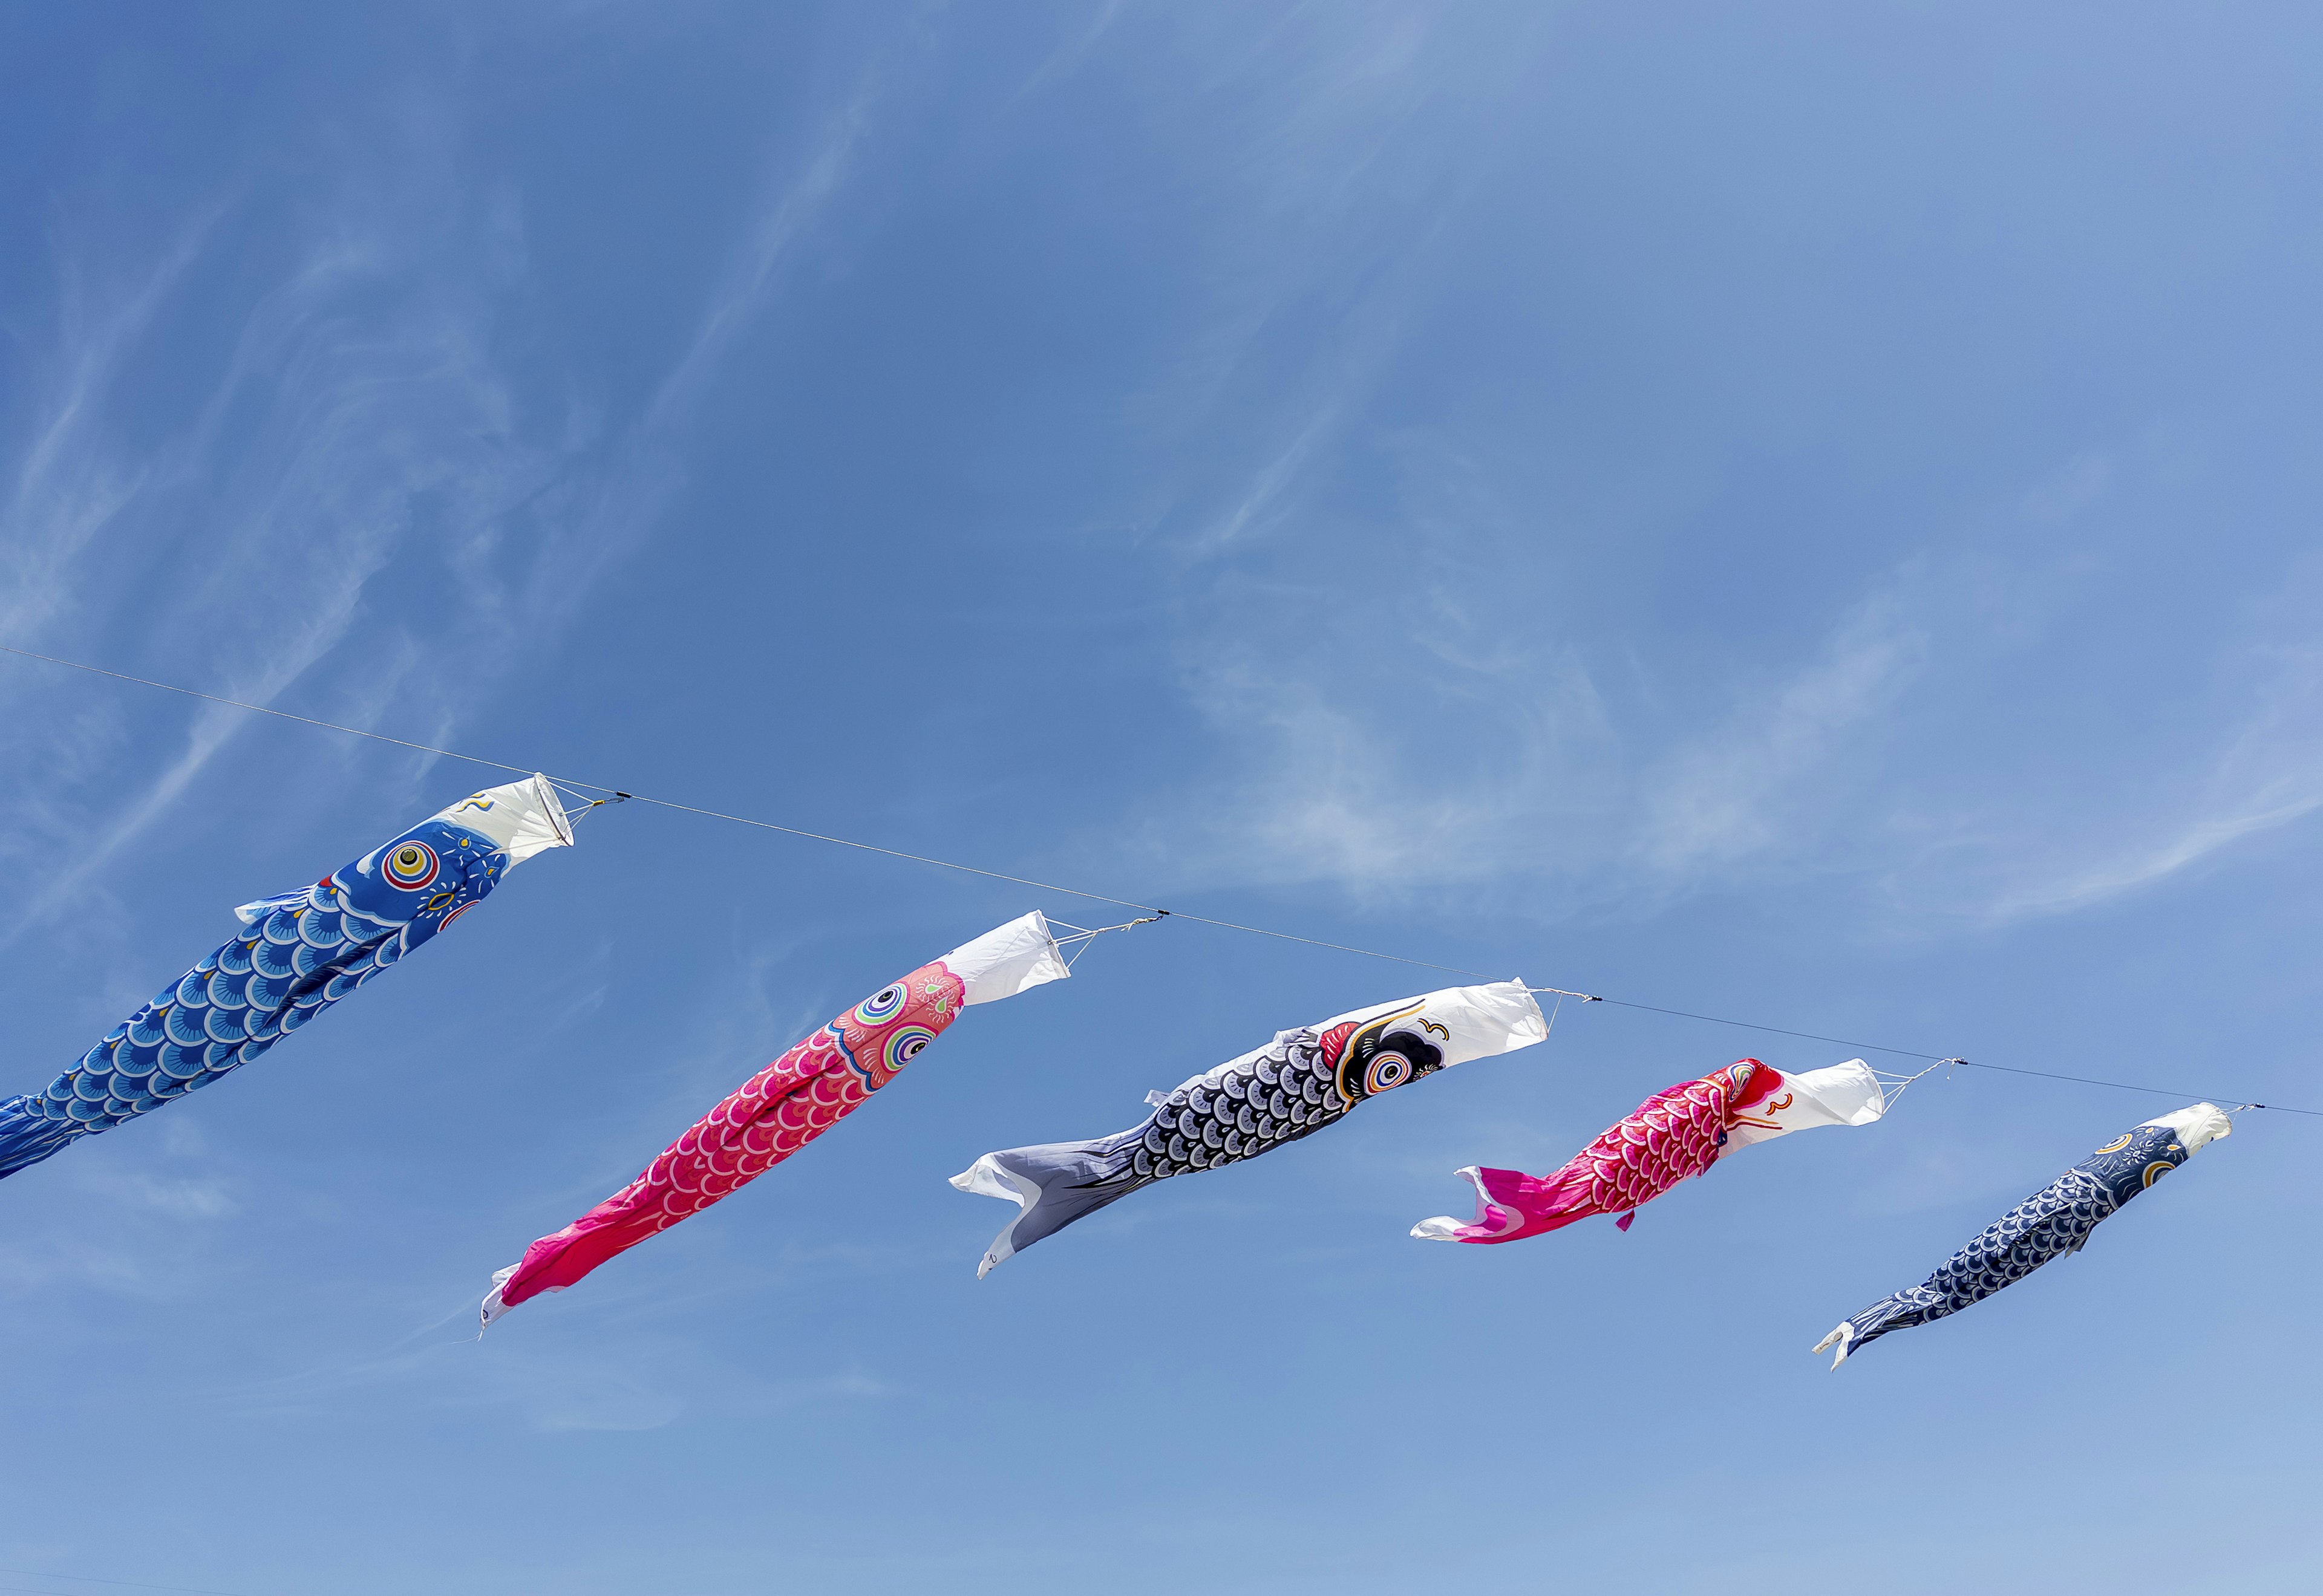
[1412, 1058, 1887, 1243]
[952, 980, 1547, 1276]
[1813, 1103, 2230, 1368]
[0, 775, 572, 1182]
[482, 912, 1070, 1324]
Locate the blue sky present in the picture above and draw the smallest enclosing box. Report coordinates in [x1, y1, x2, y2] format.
[4, 4, 2321, 1592]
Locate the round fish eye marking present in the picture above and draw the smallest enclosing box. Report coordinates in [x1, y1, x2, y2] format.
[855, 983, 909, 1025]
[2141, 1160, 2176, 1188]
[382, 842, 440, 891]
[1364, 1048, 1415, 1095]
[2093, 1132, 2135, 1156]
[883, 1024, 937, 1070]
[1337, 1017, 1444, 1100]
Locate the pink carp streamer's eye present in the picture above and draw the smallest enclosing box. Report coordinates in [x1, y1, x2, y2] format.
[855, 983, 908, 1024]
[885, 1026, 938, 1070]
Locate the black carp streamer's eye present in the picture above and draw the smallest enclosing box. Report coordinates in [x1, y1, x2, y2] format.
[1365, 1050, 1414, 1095]
[1356, 1028, 1442, 1096]
[383, 842, 440, 891]
[855, 983, 908, 1024]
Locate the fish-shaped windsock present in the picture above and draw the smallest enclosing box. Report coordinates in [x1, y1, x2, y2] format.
[1813, 1103, 2230, 1369]
[1412, 1058, 1888, 1244]
[952, 980, 1547, 1276]
[0, 775, 572, 1181]
[482, 912, 1070, 1324]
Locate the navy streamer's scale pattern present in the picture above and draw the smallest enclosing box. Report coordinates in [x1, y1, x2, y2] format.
[1834, 1119, 2199, 1358]
[0, 802, 524, 1180]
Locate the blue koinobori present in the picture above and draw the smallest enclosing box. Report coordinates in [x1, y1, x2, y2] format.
[0, 775, 573, 1181]
[1813, 1102, 2232, 1367]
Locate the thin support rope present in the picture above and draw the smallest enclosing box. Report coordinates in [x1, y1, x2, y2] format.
[0, 645, 536, 776]
[5, 643, 2319, 1118]
[1050, 912, 1168, 968]
[557, 790, 630, 827]
[1870, 1058, 1950, 1108]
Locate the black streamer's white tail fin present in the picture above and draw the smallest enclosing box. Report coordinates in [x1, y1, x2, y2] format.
[951, 1131, 1149, 1277]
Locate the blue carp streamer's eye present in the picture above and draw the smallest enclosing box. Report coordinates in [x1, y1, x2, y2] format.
[884, 1025, 936, 1070]
[2142, 1161, 2175, 1188]
[855, 983, 908, 1024]
[382, 842, 440, 891]
[1365, 1050, 1414, 1095]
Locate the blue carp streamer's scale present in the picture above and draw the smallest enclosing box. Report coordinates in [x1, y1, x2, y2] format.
[0, 775, 571, 1181]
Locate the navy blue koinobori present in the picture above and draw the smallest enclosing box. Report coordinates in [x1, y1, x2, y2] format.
[0, 775, 573, 1181]
[1812, 1103, 2232, 1368]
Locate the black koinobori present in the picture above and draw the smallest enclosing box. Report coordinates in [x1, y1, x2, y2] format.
[952, 982, 1547, 1275]
[1814, 1104, 2231, 1367]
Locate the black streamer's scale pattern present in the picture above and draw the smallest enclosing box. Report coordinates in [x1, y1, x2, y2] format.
[1837, 1119, 2200, 1357]
[1134, 1030, 1355, 1181]
[958, 1002, 1451, 1270]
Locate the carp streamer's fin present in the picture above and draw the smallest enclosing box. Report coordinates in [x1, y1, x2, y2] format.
[1411, 1165, 1535, 1243]
[951, 1130, 1150, 1278]
[1812, 1322, 1855, 1370]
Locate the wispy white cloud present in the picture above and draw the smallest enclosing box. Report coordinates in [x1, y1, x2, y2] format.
[1990, 798, 2322, 919]
[1635, 593, 1926, 875]
[2019, 449, 2114, 524]
[647, 60, 890, 436]
[0, 210, 219, 641]
[1109, 8, 1505, 557]
[0, 208, 576, 937]
[1977, 623, 2323, 922]
[1154, 566, 1932, 912]
[1008, 0, 1131, 105]
[83, 1167, 241, 1220]
[0, 44, 896, 946]
[1140, 365, 2323, 946]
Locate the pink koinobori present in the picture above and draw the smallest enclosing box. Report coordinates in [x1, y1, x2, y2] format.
[482, 913, 1070, 1324]
[1413, 1057, 1889, 1244]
